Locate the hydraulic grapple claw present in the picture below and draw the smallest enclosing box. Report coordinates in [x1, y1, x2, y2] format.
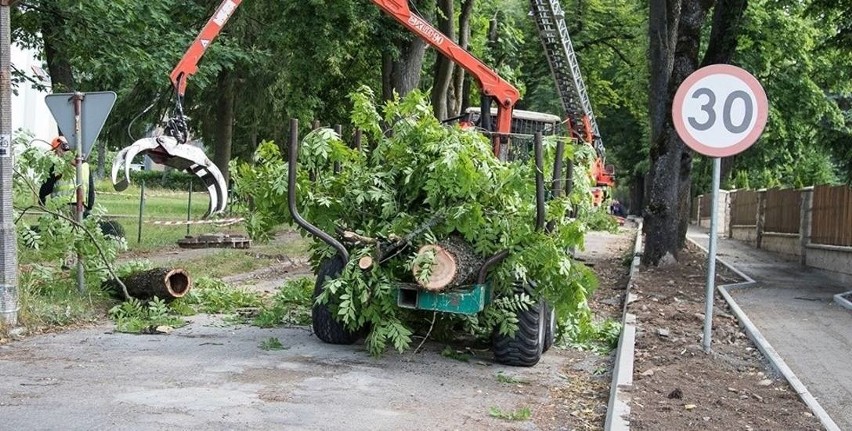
[111, 136, 228, 217]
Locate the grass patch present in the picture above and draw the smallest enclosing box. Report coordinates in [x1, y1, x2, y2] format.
[489, 406, 532, 421]
[259, 337, 287, 351]
[440, 346, 471, 362]
[178, 277, 262, 314]
[108, 297, 186, 334]
[253, 277, 314, 327]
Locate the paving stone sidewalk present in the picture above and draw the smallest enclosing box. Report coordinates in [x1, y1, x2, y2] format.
[688, 226, 852, 430]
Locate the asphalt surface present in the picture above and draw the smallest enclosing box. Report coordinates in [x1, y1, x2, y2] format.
[0, 231, 630, 431]
[688, 226, 852, 430]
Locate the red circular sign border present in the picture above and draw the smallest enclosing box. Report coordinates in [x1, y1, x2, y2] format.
[672, 64, 768, 158]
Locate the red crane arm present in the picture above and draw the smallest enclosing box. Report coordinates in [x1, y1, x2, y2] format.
[169, 0, 243, 97]
[371, 0, 520, 138]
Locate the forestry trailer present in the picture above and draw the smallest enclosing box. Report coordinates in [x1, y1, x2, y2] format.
[111, 0, 610, 366]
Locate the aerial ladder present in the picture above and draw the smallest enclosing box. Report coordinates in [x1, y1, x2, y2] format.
[528, 0, 615, 203]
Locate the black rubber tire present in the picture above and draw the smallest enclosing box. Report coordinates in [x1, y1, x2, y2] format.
[492, 296, 546, 367]
[99, 220, 126, 239]
[542, 302, 556, 353]
[312, 256, 359, 345]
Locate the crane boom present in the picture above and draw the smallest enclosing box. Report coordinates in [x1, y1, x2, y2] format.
[529, 0, 613, 188]
[371, 0, 521, 156]
[170, 0, 243, 96]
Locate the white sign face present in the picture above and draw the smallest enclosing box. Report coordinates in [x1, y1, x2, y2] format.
[673, 65, 768, 158]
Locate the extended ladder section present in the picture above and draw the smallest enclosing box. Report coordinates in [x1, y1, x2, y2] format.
[529, 0, 605, 159]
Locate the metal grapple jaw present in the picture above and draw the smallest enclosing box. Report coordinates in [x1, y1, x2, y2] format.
[111, 136, 228, 218]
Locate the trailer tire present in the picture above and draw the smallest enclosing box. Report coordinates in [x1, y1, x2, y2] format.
[312, 256, 359, 345]
[492, 287, 546, 367]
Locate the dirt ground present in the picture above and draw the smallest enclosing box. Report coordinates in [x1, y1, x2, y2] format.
[628, 243, 824, 431]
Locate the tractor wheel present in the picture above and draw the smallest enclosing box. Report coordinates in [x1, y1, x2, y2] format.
[543, 302, 556, 353]
[99, 220, 125, 239]
[492, 290, 546, 367]
[312, 256, 359, 345]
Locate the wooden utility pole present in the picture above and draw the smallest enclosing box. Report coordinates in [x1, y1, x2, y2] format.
[0, 0, 19, 326]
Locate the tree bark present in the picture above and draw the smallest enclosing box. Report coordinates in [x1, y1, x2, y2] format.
[105, 268, 192, 302]
[40, 4, 74, 92]
[412, 235, 483, 291]
[431, 0, 455, 120]
[450, 0, 474, 116]
[213, 69, 236, 186]
[672, 0, 714, 248]
[643, 0, 682, 265]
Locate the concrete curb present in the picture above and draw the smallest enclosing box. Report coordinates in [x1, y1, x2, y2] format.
[833, 291, 852, 311]
[604, 219, 643, 431]
[688, 237, 841, 431]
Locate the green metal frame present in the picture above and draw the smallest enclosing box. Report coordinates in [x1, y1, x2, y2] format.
[397, 283, 493, 316]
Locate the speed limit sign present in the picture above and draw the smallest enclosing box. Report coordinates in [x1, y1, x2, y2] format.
[673, 64, 768, 157]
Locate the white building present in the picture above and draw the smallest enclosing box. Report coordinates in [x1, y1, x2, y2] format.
[10, 43, 56, 143]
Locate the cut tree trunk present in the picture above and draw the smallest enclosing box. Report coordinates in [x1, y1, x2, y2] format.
[412, 235, 483, 292]
[105, 268, 192, 302]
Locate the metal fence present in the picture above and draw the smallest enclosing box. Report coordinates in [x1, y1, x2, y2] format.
[811, 185, 852, 247]
[730, 190, 758, 226]
[764, 188, 801, 234]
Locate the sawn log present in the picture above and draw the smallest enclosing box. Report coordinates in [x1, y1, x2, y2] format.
[105, 268, 192, 302]
[412, 235, 483, 292]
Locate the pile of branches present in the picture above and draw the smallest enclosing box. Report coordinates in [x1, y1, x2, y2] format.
[231, 88, 600, 354]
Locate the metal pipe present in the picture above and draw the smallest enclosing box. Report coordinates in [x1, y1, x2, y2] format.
[552, 138, 565, 198]
[73, 92, 85, 293]
[186, 181, 192, 236]
[534, 133, 545, 232]
[477, 250, 510, 285]
[137, 180, 145, 244]
[703, 157, 721, 353]
[288, 119, 349, 263]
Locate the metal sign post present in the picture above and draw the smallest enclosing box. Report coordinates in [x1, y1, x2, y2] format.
[46, 91, 117, 293]
[672, 64, 768, 353]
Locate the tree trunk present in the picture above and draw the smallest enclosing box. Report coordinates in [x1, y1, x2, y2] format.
[412, 235, 483, 291]
[672, 0, 714, 248]
[451, 0, 475, 116]
[105, 268, 192, 302]
[643, 0, 682, 265]
[431, 0, 455, 120]
[213, 69, 236, 186]
[40, 5, 74, 92]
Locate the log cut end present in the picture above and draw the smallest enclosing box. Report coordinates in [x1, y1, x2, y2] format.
[164, 269, 192, 298]
[412, 244, 458, 292]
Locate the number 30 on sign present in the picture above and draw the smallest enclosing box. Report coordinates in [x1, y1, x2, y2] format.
[673, 64, 768, 158]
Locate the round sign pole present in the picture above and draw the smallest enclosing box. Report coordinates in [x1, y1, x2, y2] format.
[672, 64, 768, 354]
[704, 157, 721, 353]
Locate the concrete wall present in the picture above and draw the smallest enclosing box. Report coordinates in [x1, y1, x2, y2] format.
[761, 233, 801, 257]
[805, 245, 852, 281]
[731, 225, 758, 244]
[697, 191, 730, 236]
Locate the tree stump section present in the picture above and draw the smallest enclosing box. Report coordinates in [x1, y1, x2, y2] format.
[412, 235, 483, 291]
[105, 268, 192, 302]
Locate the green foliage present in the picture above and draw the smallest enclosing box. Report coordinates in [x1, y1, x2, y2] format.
[259, 337, 286, 351]
[440, 346, 472, 363]
[180, 277, 262, 314]
[232, 89, 599, 356]
[560, 314, 623, 355]
[489, 406, 532, 421]
[108, 297, 186, 334]
[583, 207, 619, 232]
[252, 277, 314, 327]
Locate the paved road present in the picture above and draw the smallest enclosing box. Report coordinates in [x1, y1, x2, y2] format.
[688, 227, 852, 430]
[0, 231, 631, 431]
